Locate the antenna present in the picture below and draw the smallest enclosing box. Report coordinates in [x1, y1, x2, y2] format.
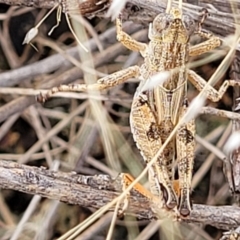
[166, 0, 172, 13]
[179, 0, 183, 9]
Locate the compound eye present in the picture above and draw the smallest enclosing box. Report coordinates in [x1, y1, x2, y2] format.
[182, 15, 196, 34]
[152, 13, 173, 34]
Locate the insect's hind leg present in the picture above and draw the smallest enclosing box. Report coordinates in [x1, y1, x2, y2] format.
[176, 100, 195, 216]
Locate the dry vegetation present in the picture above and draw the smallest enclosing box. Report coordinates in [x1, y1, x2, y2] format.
[0, 0, 240, 239]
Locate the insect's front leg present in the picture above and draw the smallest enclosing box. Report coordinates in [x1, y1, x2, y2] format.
[188, 69, 240, 102]
[37, 66, 140, 102]
[176, 99, 195, 216]
[189, 31, 221, 57]
[116, 15, 147, 54]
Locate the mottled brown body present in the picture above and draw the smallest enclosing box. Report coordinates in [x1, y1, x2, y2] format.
[130, 8, 195, 216]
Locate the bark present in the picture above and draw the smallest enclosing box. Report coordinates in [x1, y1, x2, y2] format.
[0, 159, 239, 230]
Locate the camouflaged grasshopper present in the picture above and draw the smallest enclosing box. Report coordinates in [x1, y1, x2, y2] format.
[37, 1, 240, 216]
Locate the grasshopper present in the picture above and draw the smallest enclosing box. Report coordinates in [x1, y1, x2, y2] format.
[37, 1, 240, 217]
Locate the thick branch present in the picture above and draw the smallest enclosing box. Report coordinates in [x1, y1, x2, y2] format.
[0, 160, 239, 230]
[0, 0, 238, 37]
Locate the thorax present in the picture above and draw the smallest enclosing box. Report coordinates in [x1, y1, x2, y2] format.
[141, 41, 189, 90]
